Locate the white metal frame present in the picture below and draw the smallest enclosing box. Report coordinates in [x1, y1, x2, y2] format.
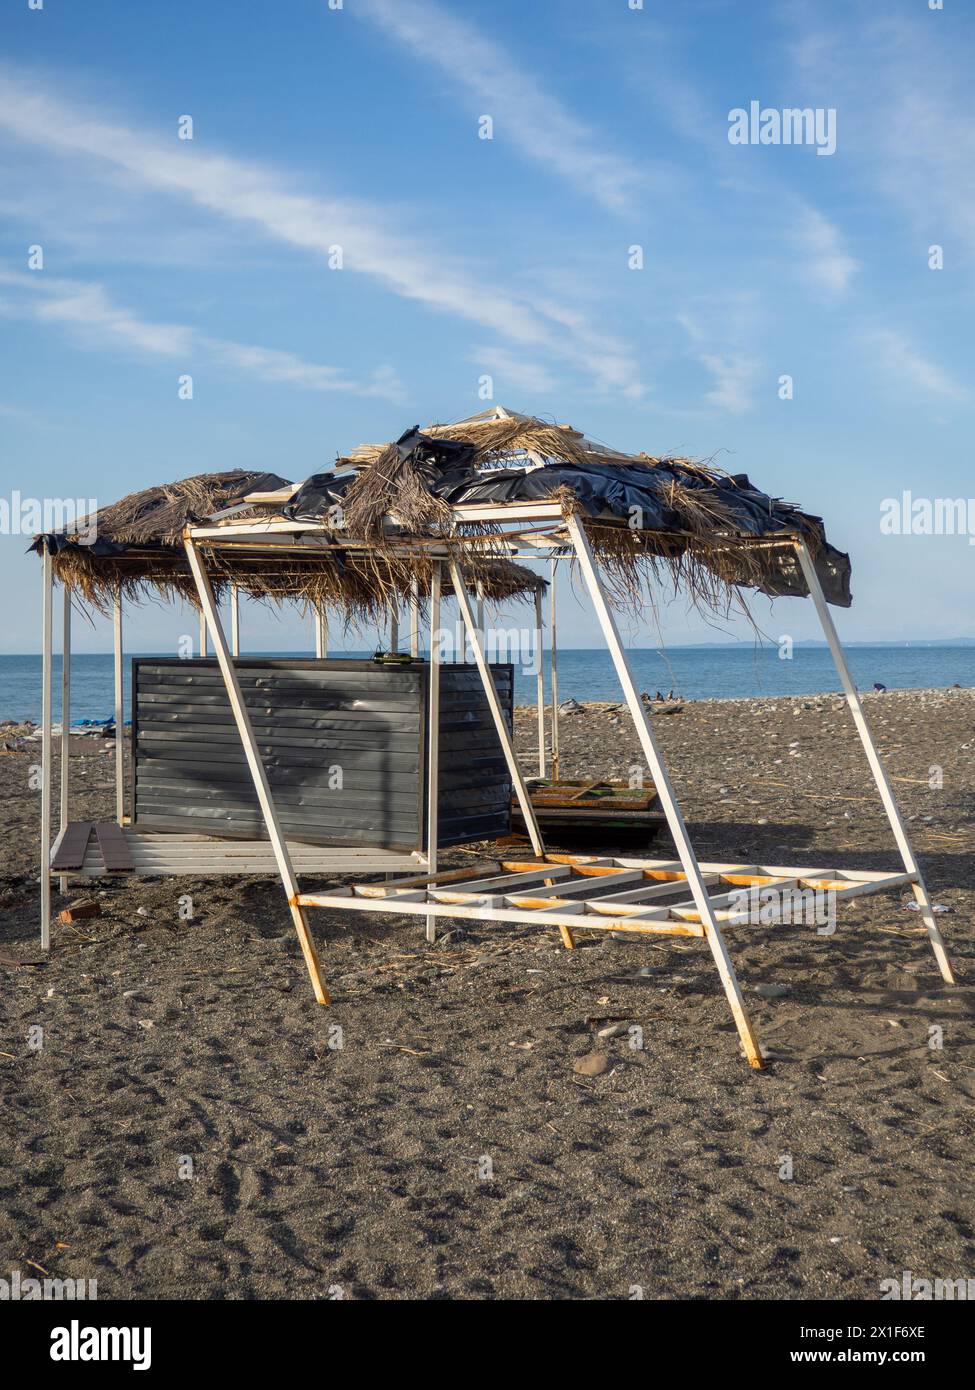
[564, 515, 762, 1065]
[183, 536, 329, 1004]
[40, 547, 53, 950]
[176, 510, 954, 1069]
[794, 541, 954, 982]
[37, 476, 956, 1070]
[425, 561, 441, 944]
[447, 559, 544, 859]
[113, 593, 125, 823]
[58, 584, 71, 895]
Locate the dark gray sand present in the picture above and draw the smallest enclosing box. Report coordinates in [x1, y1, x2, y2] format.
[1, 688, 973, 1299]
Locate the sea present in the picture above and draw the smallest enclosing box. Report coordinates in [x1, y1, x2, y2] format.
[2, 646, 973, 725]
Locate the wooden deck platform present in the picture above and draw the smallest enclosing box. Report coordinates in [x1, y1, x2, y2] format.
[48, 822, 423, 878]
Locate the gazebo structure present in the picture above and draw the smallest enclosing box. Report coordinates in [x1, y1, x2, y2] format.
[34, 406, 956, 1070]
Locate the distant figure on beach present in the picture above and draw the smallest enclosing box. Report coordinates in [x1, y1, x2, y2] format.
[873, 682, 887, 692]
[655, 690, 665, 702]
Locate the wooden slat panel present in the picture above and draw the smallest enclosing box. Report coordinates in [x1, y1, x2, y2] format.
[50, 821, 93, 871]
[94, 823, 135, 872]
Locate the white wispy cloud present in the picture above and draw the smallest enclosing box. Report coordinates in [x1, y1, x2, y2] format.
[471, 348, 558, 398]
[785, 9, 975, 258]
[677, 305, 762, 415]
[0, 270, 405, 399]
[792, 205, 859, 299]
[863, 327, 968, 404]
[0, 70, 643, 397]
[699, 352, 760, 414]
[355, 0, 644, 214]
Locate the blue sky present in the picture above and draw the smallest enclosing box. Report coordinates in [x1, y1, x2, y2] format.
[1, 0, 973, 654]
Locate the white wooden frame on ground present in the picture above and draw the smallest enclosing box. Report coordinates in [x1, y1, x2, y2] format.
[300, 857, 919, 935]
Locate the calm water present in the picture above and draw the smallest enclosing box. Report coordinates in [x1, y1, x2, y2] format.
[2, 646, 972, 724]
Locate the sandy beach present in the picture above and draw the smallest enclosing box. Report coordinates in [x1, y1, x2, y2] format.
[1, 687, 972, 1300]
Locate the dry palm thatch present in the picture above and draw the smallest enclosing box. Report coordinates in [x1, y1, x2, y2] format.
[32, 468, 544, 621]
[82, 470, 279, 546]
[335, 414, 820, 620]
[31, 470, 287, 611]
[341, 437, 454, 542]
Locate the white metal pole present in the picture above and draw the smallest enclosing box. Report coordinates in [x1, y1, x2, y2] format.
[566, 514, 764, 1069]
[199, 609, 208, 659]
[550, 556, 560, 780]
[113, 593, 125, 825]
[409, 578, 419, 658]
[314, 604, 328, 659]
[425, 563, 441, 943]
[389, 600, 399, 654]
[59, 584, 71, 895]
[795, 541, 955, 983]
[475, 581, 485, 641]
[230, 584, 240, 657]
[448, 561, 545, 858]
[534, 586, 546, 778]
[40, 548, 53, 950]
[184, 536, 329, 1004]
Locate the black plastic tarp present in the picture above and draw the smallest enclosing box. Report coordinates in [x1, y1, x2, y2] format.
[284, 436, 851, 606]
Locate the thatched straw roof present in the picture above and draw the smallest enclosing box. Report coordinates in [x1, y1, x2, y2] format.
[31, 467, 544, 621]
[31, 470, 289, 610]
[304, 408, 852, 611]
[32, 406, 851, 623]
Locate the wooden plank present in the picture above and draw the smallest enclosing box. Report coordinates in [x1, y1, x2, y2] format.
[295, 890, 702, 936]
[541, 854, 614, 866]
[508, 869, 642, 901]
[354, 863, 501, 896]
[51, 822, 93, 871]
[428, 865, 573, 901]
[94, 822, 135, 872]
[587, 873, 723, 912]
